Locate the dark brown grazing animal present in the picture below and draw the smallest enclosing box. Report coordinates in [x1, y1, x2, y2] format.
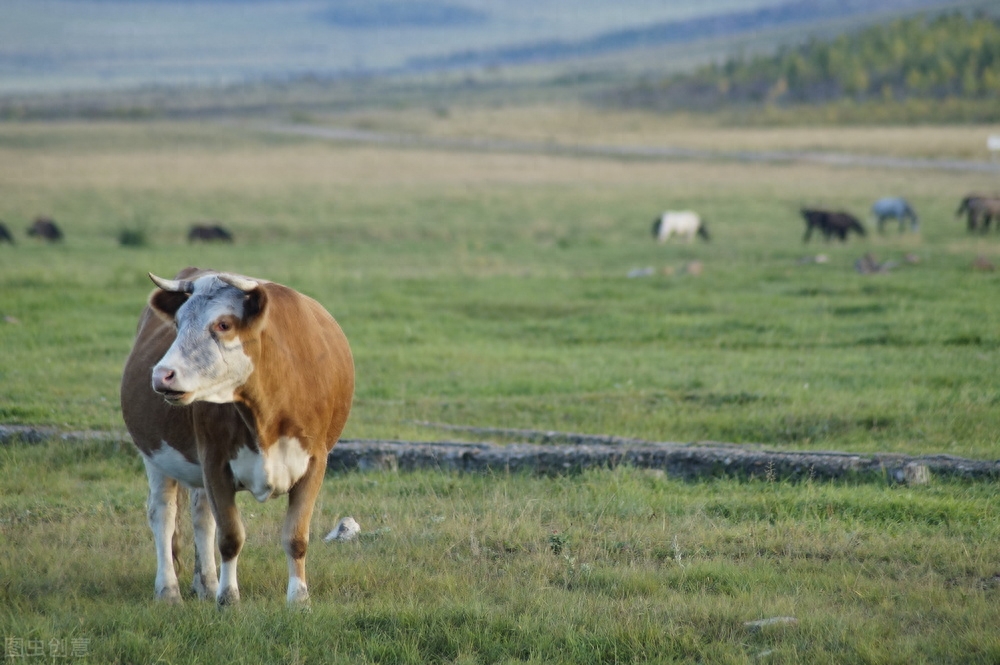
[956, 194, 991, 232]
[27, 217, 63, 241]
[187, 224, 234, 243]
[0, 221, 13, 244]
[956, 194, 984, 216]
[966, 197, 1000, 233]
[801, 209, 866, 242]
[120, 267, 354, 606]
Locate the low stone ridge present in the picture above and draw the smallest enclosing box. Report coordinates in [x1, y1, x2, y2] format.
[0, 424, 128, 445]
[332, 438, 999, 482]
[3, 424, 997, 482]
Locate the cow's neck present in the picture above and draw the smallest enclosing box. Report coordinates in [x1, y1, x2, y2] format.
[235, 332, 313, 450]
[236, 383, 307, 450]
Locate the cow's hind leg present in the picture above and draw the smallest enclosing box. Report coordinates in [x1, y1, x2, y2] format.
[282, 457, 327, 605]
[189, 487, 219, 600]
[143, 459, 182, 603]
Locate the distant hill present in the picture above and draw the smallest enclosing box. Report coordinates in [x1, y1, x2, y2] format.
[608, 11, 1000, 122]
[322, 2, 488, 28]
[407, 0, 952, 71]
[0, 0, 971, 94]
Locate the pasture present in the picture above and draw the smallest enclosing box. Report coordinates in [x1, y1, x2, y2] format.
[2, 116, 1000, 662]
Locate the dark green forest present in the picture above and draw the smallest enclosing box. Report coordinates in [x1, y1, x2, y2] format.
[614, 12, 1000, 123]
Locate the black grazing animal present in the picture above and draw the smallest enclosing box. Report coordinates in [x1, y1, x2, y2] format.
[0, 221, 13, 244]
[27, 217, 63, 242]
[187, 223, 234, 243]
[801, 209, 866, 242]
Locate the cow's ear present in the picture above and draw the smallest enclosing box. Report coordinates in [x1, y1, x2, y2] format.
[147, 272, 194, 322]
[241, 285, 268, 328]
[149, 288, 189, 322]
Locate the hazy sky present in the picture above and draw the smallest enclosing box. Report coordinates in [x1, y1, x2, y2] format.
[0, 0, 793, 92]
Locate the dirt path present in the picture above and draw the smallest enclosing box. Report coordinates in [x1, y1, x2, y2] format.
[263, 123, 1000, 174]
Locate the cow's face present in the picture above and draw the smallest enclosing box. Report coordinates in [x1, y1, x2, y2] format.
[148, 273, 265, 405]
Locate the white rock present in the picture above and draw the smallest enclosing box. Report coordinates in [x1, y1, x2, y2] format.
[324, 516, 361, 543]
[744, 617, 798, 632]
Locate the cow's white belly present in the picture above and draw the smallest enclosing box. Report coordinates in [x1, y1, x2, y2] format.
[230, 437, 311, 502]
[146, 443, 205, 488]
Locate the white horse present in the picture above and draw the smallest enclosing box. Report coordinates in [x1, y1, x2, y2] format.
[651, 211, 710, 243]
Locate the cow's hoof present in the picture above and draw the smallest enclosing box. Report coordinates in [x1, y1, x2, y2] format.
[216, 587, 240, 607]
[286, 577, 309, 606]
[156, 586, 183, 604]
[287, 598, 312, 613]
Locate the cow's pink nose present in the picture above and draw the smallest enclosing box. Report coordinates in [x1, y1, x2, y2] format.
[152, 366, 176, 392]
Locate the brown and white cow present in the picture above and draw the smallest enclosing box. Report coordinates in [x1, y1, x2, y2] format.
[120, 267, 354, 606]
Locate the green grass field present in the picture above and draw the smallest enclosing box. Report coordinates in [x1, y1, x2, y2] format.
[2, 115, 1000, 662]
[1, 119, 998, 456]
[4, 439, 1000, 663]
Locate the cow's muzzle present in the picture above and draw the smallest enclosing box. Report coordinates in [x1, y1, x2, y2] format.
[152, 366, 189, 403]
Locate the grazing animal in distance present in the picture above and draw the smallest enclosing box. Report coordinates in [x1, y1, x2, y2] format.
[188, 223, 234, 243]
[956, 194, 986, 223]
[955, 194, 1000, 233]
[652, 211, 710, 243]
[955, 194, 984, 217]
[801, 209, 866, 242]
[0, 221, 13, 244]
[871, 197, 918, 233]
[966, 197, 1000, 233]
[956, 194, 978, 231]
[27, 217, 63, 241]
[956, 194, 988, 232]
[120, 267, 354, 606]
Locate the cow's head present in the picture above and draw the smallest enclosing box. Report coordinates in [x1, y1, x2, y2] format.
[147, 272, 266, 405]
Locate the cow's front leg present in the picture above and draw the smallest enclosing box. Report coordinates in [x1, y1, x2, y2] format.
[142, 459, 182, 603]
[204, 469, 244, 606]
[283, 456, 327, 605]
[189, 487, 219, 600]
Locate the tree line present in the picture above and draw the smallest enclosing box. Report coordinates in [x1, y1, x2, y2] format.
[611, 12, 1000, 122]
